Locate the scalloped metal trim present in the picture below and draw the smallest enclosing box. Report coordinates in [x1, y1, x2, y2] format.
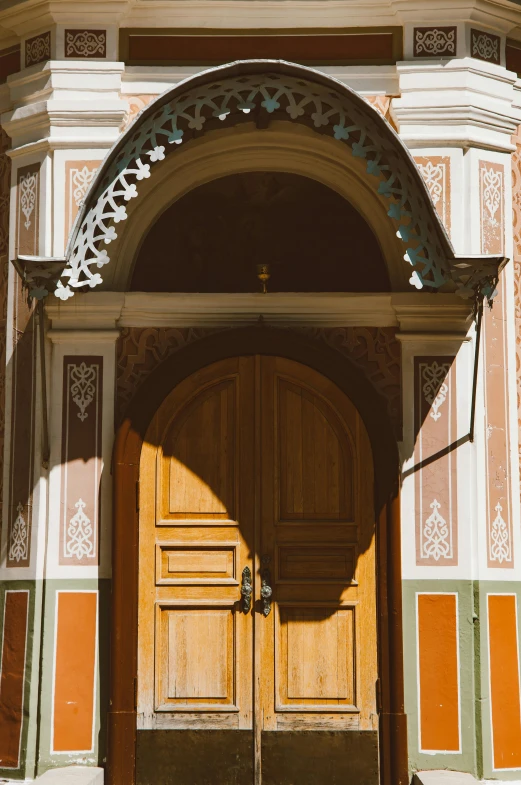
[57, 65, 456, 300]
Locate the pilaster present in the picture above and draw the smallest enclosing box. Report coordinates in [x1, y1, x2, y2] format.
[394, 42, 521, 778]
[32, 326, 118, 773]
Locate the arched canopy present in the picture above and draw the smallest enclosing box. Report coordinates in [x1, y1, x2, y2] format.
[17, 60, 505, 303]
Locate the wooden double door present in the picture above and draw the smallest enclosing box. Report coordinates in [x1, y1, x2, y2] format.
[137, 356, 378, 785]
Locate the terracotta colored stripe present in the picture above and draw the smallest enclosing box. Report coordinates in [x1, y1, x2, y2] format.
[0, 591, 29, 768]
[126, 33, 396, 65]
[488, 595, 521, 769]
[53, 592, 97, 752]
[418, 593, 460, 752]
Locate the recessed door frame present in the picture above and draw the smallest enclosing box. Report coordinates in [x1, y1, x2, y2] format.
[108, 325, 407, 785]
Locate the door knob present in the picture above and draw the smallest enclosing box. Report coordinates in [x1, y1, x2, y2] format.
[241, 566, 252, 613]
[261, 557, 272, 617]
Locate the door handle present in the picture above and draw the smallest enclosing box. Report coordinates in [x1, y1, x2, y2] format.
[241, 566, 253, 613]
[261, 557, 272, 617]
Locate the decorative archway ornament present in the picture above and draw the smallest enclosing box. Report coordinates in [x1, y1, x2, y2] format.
[12, 61, 507, 306]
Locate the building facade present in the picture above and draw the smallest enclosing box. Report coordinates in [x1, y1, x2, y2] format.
[0, 1, 521, 784]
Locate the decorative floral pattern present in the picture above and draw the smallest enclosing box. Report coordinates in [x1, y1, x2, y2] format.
[471, 29, 500, 64]
[25, 31, 51, 67]
[422, 360, 450, 421]
[8, 502, 28, 563]
[416, 160, 443, 207]
[415, 357, 458, 566]
[19, 171, 37, 230]
[480, 161, 504, 255]
[72, 165, 98, 208]
[65, 498, 94, 560]
[482, 270, 511, 567]
[70, 361, 97, 421]
[414, 27, 457, 57]
[65, 30, 106, 59]
[422, 499, 451, 561]
[56, 69, 453, 300]
[511, 129, 521, 516]
[415, 156, 451, 237]
[483, 167, 502, 224]
[490, 501, 511, 564]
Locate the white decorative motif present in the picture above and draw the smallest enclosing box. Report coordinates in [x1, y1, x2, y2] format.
[65, 30, 106, 58]
[65, 498, 94, 560]
[70, 361, 97, 421]
[472, 32, 499, 62]
[422, 499, 451, 561]
[9, 502, 28, 563]
[483, 167, 502, 224]
[20, 171, 37, 230]
[416, 160, 444, 206]
[490, 502, 510, 564]
[72, 166, 97, 208]
[422, 361, 450, 421]
[415, 28, 456, 56]
[56, 70, 452, 299]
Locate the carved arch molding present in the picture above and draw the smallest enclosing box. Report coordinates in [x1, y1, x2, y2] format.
[49, 60, 499, 303]
[116, 324, 402, 436]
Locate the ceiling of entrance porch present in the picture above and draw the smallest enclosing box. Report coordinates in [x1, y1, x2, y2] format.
[129, 171, 391, 294]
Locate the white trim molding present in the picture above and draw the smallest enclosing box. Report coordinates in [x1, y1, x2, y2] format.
[45, 291, 473, 334]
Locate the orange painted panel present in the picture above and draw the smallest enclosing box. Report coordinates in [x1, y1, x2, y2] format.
[418, 593, 460, 751]
[488, 595, 521, 769]
[53, 592, 97, 752]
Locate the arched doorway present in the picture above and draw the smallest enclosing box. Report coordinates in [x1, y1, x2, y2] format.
[138, 355, 377, 784]
[109, 327, 405, 785]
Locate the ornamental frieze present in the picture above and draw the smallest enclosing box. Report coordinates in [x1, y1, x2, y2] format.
[116, 325, 402, 435]
[413, 27, 457, 58]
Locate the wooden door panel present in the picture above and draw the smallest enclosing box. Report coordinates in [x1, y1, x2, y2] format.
[276, 523, 358, 544]
[161, 379, 236, 521]
[155, 604, 236, 710]
[139, 357, 255, 736]
[139, 354, 378, 782]
[260, 356, 377, 743]
[278, 378, 353, 521]
[277, 545, 356, 582]
[276, 605, 356, 709]
[156, 544, 236, 584]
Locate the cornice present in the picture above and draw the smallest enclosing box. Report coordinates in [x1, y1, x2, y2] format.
[0, 0, 521, 39]
[392, 57, 521, 151]
[44, 291, 473, 333]
[0, 0, 129, 37]
[1, 99, 127, 148]
[7, 59, 125, 89]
